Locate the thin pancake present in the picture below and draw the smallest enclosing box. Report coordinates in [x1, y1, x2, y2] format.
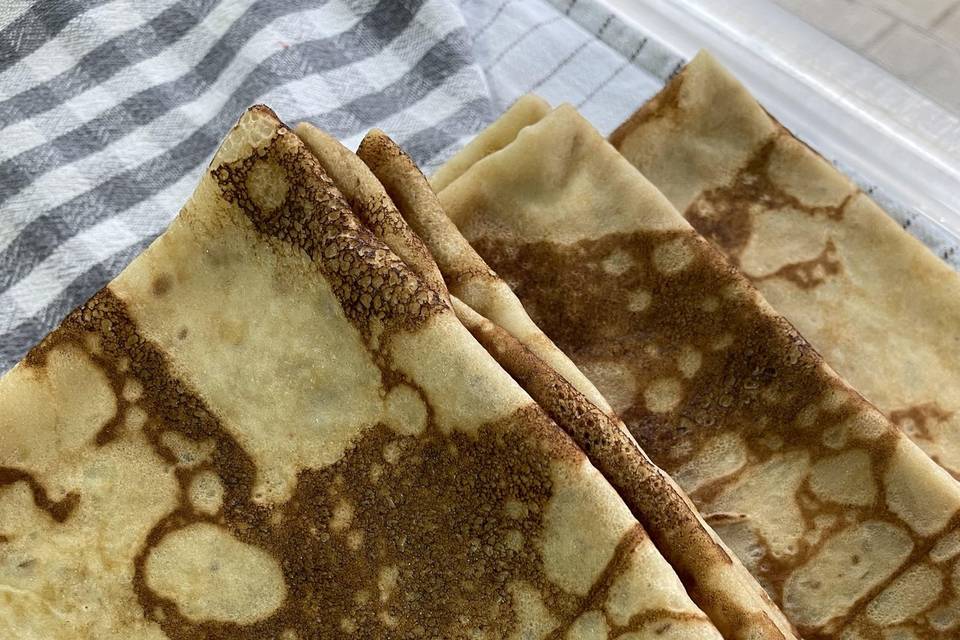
[437, 103, 960, 638]
[429, 94, 551, 193]
[0, 106, 722, 640]
[612, 50, 960, 481]
[337, 126, 798, 640]
[355, 127, 617, 418]
[296, 120, 726, 640]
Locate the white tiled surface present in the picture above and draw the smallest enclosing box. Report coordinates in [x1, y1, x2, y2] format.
[935, 5, 960, 39]
[869, 22, 960, 106]
[776, 0, 894, 48]
[864, 0, 955, 27]
[775, 0, 960, 112]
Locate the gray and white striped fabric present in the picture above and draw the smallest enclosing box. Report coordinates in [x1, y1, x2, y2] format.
[0, 0, 953, 371]
[0, 0, 676, 370]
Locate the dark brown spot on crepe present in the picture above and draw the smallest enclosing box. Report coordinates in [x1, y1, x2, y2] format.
[468, 228, 953, 636]
[609, 67, 688, 148]
[703, 512, 750, 526]
[24, 284, 640, 637]
[684, 136, 853, 291]
[0, 467, 79, 523]
[890, 402, 955, 442]
[151, 275, 172, 296]
[755, 240, 843, 290]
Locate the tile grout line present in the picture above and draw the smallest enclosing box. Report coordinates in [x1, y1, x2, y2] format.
[929, 0, 960, 28]
[860, 17, 901, 51]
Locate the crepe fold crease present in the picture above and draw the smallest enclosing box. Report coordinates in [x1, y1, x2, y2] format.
[434, 98, 960, 639]
[0, 105, 725, 640]
[299, 117, 796, 640]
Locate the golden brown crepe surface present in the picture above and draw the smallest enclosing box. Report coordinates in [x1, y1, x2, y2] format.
[0, 106, 721, 640]
[342, 125, 798, 640]
[612, 50, 960, 483]
[438, 102, 960, 639]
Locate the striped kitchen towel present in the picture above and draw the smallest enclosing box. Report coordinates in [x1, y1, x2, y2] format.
[0, 0, 677, 370]
[0, 0, 953, 371]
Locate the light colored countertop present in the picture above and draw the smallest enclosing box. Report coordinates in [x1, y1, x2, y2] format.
[775, 0, 960, 115]
[599, 0, 960, 242]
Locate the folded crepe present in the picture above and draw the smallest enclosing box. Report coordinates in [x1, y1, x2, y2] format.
[294, 118, 612, 420]
[0, 106, 724, 639]
[611, 51, 960, 482]
[429, 95, 552, 193]
[294, 120, 796, 640]
[435, 102, 960, 638]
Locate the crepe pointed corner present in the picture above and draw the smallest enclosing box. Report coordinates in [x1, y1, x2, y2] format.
[353, 127, 487, 275]
[608, 55, 696, 151]
[429, 93, 552, 192]
[209, 104, 288, 169]
[354, 127, 474, 281]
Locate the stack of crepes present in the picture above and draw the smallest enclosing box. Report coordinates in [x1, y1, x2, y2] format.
[2, 51, 960, 640]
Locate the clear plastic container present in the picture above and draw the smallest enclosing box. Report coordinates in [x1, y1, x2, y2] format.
[599, 0, 960, 244]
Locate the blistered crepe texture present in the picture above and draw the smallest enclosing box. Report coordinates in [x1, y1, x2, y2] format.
[437, 102, 960, 639]
[612, 51, 960, 483]
[296, 119, 614, 420]
[323, 122, 797, 640]
[0, 106, 722, 640]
